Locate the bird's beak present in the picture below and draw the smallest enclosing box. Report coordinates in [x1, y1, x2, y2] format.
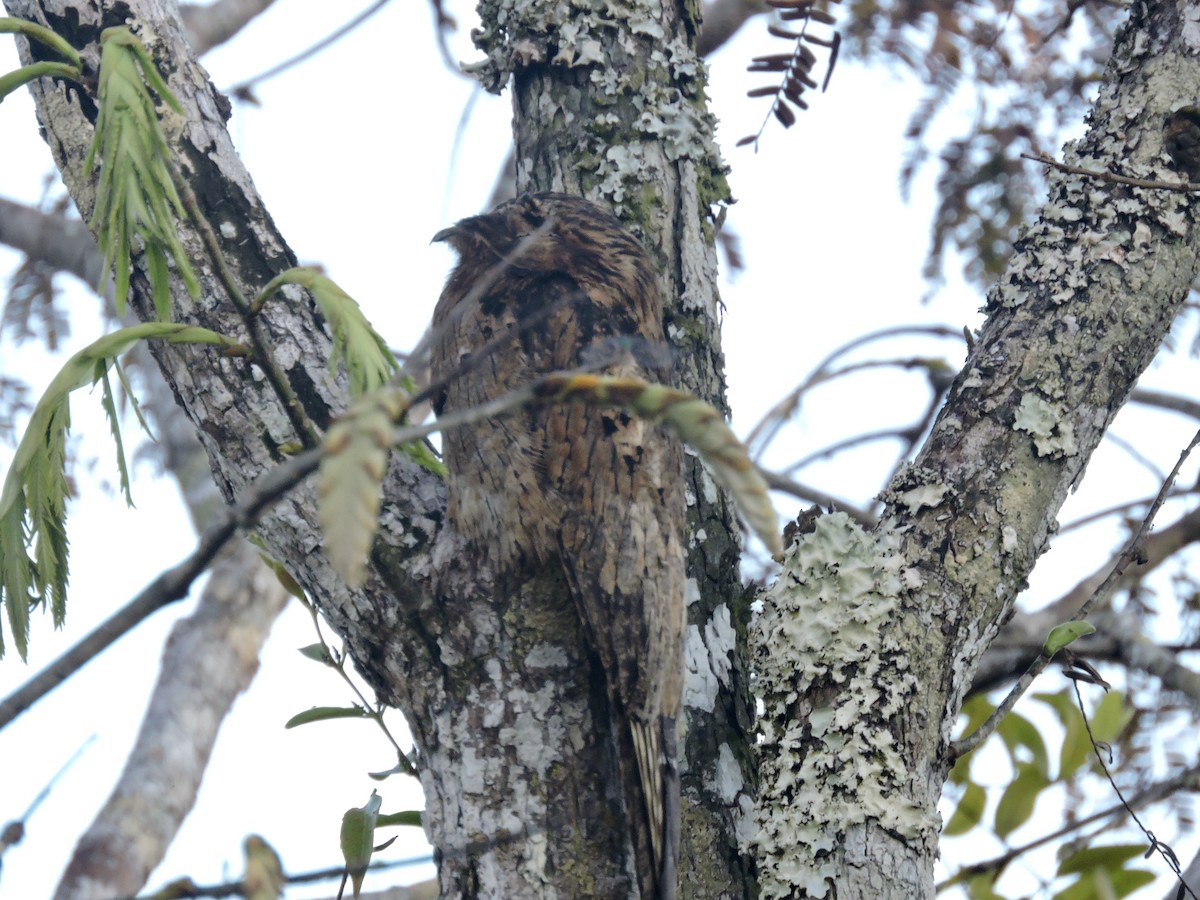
[431, 225, 459, 244]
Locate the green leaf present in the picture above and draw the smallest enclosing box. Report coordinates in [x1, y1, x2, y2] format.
[318, 392, 399, 587]
[943, 780, 986, 836]
[964, 870, 1006, 900]
[1033, 689, 1076, 727]
[368, 761, 412, 781]
[1044, 620, 1095, 656]
[1059, 703, 1091, 780]
[376, 810, 422, 828]
[996, 709, 1051, 779]
[0, 18, 83, 66]
[0, 322, 233, 658]
[85, 27, 199, 318]
[1032, 688, 1094, 779]
[284, 706, 368, 728]
[297, 643, 334, 665]
[341, 791, 383, 899]
[993, 761, 1048, 839]
[1053, 866, 1155, 900]
[258, 553, 308, 601]
[0, 61, 81, 103]
[1089, 690, 1134, 745]
[98, 365, 134, 507]
[254, 268, 397, 397]
[1057, 843, 1146, 876]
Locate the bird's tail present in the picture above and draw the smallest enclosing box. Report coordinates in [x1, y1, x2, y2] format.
[628, 714, 680, 900]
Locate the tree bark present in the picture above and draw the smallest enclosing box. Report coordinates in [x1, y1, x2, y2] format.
[751, 0, 1200, 893]
[5, 0, 750, 896]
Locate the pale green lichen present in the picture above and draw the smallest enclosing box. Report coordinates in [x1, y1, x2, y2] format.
[748, 513, 937, 899]
[1014, 392, 1078, 458]
[893, 481, 950, 514]
[471, 0, 730, 212]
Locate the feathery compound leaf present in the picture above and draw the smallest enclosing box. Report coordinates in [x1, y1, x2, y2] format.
[318, 389, 408, 587]
[0, 323, 235, 659]
[85, 27, 199, 318]
[739, 5, 839, 148]
[254, 268, 397, 397]
[0, 17, 83, 68]
[537, 374, 783, 554]
[0, 61, 82, 103]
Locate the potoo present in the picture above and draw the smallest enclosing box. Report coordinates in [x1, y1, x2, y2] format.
[431, 193, 686, 899]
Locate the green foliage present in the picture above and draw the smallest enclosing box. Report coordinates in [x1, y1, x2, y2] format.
[993, 761, 1048, 839]
[943, 780, 986, 836]
[1044, 621, 1096, 656]
[84, 27, 200, 318]
[0, 17, 83, 109]
[0, 17, 82, 68]
[1054, 844, 1156, 899]
[0, 323, 235, 659]
[0, 60, 81, 102]
[318, 387, 408, 588]
[340, 791, 383, 900]
[946, 688, 1143, 896]
[253, 268, 397, 398]
[284, 705, 369, 728]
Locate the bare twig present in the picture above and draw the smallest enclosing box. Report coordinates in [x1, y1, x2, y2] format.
[1023, 152, 1200, 192]
[950, 428, 1200, 759]
[758, 469, 875, 526]
[180, 0, 280, 55]
[227, 0, 394, 100]
[938, 761, 1200, 891]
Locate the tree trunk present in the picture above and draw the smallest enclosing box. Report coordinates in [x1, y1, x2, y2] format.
[4, 0, 751, 895]
[751, 0, 1200, 893]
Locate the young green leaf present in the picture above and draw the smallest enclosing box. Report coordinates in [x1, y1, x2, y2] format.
[0, 61, 81, 102]
[84, 27, 199, 317]
[253, 268, 397, 397]
[0, 17, 83, 67]
[0, 322, 234, 659]
[284, 706, 368, 728]
[340, 791, 383, 900]
[1043, 620, 1095, 656]
[318, 388, 408, 587]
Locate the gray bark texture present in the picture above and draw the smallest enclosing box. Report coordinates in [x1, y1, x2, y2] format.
[751, 0, 1200, 894]
[4, 0, 752, 896]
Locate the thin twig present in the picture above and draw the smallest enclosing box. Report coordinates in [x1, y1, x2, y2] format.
[226, 0, 394, 98]
[950, 427, 1200, 759]
[1069, 680, 1199, 899]
[1022, 152, 1200, 192]
[937, 761, 1200, 891]
[0, 377, 551, 732]
[758, 469, 875, 526]
[171, 166, 318, 447]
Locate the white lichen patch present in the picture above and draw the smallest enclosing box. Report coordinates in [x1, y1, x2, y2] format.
[748, 513, 937, 898]
[684, 602, 736, 712]
[1014, 392, 1078, 458]
[894, 481, 949, 514]
[471, 0, 727, 208]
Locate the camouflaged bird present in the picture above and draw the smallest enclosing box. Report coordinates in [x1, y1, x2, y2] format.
[431, 192, 686, 899]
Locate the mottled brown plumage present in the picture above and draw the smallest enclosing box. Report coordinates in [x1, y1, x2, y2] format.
[431, 193, 685, 899]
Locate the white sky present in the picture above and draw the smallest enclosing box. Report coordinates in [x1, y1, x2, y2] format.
[1, 1, 1198, 898]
